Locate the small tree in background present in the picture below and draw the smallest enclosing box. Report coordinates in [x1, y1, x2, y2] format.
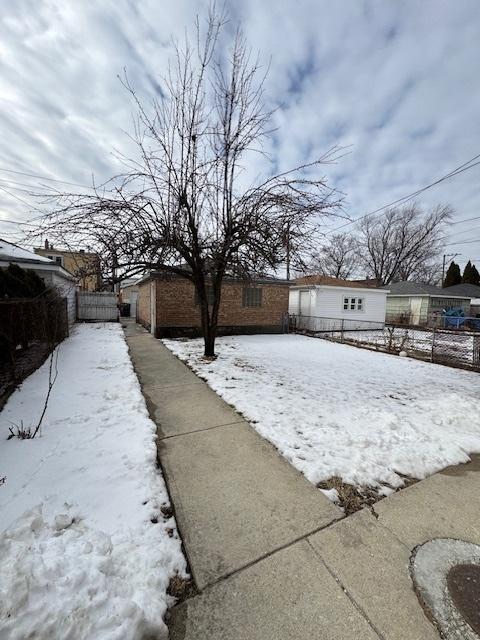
[462, 260, 480, 286]
[470, 264, 480, 286]
[443, 261, 462, 287]
[357, 203, 451, 285]
[308, 233, 360, 279]
[462, 260, 473, 284]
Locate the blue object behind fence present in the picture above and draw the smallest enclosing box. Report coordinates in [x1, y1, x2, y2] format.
[442, 306, 480, 329]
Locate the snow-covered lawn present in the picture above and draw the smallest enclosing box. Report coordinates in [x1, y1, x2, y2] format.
[165, 334, 480, 496]
[0, 324, 186, 640]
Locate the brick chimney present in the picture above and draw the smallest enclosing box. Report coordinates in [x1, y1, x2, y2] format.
[44, 239, 49, 250]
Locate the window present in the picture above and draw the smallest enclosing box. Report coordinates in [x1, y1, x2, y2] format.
[430, 297, 465, 310]
[47, 255, 63, 266]
[194, 285, 215, 306]
[343, 296, 364, 311]
[243, 286, 263, 307]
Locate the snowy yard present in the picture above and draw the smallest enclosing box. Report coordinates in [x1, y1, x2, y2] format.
[165, 334, 480, 497]
[0, 324, 186, 640]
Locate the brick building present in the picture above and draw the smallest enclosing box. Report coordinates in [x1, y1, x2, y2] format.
[137, 272, 290, 337]
[35, 240, 101, 291]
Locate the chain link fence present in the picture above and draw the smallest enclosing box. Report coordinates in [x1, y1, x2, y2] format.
[289, 314, 480, 372]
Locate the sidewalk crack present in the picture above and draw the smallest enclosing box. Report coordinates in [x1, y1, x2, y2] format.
[306, 538, 386, 640]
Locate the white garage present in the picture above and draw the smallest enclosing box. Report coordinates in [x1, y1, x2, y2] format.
[289, 275, 388, 332]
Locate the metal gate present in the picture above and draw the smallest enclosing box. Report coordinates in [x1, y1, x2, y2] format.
[77, 292, 118, 321]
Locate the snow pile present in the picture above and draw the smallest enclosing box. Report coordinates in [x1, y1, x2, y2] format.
[165, 334, 480, 494]
[0, 324, 186, 640]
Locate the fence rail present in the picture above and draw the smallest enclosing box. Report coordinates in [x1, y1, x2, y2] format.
[289, 314, 480, 372]
[290, 314, 385, 333]
[385, 311, 480, 330]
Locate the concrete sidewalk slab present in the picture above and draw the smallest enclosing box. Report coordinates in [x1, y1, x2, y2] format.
[160, 421, 342, 588]
[168, 539, 380, 640]
[374, 455, 480, 548]
[143, 382, 241, 437]
[127, 335, 197, 388]
[309, 510, 439, 640]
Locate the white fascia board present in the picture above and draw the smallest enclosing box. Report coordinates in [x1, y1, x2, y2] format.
[290, 284, 389, 294]
[0, 259, 76, 281]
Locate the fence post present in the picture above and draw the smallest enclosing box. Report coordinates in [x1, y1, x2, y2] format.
[340, 319, 344, 342]
[473, 336, 480, 369]
[431, 327, 436, 363]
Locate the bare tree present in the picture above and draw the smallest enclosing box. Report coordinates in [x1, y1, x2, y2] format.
[308, 233, 360, 279]
[397, 259, 442, 285]
[31, 10, 341, 356]
[357, 203, 451, 285]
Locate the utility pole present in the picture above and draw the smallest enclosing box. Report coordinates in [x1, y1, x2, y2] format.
[442, 253, 461, 287]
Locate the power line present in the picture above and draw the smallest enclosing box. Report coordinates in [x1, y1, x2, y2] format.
[0, 177, 53, 194]
[326, 153, 480, 234]
[447, 224, 480, 240]
[445, 238, 480, 246]
[0, 167, 96, 190]
[0, 185, 44, 217]
[451, 214, 480, 225]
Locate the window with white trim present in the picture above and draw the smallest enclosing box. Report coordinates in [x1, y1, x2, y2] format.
[343, 296, 364, 311]
[47, 255, 64, 266]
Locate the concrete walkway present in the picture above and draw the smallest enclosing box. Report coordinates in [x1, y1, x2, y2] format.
[124, 323, 342, 587]
[124, 321, 480, 640]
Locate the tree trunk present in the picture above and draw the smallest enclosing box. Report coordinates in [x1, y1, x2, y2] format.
[195, 273, 223, 358]
[195, 279, 217, 358]
[203, 293, 220, 357]
[204, 324, 216, 357]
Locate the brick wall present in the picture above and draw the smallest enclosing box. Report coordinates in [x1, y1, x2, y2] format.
[138, 275, 289, 337]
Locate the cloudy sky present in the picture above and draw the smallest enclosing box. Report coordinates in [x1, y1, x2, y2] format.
[1, 0, 480, 267]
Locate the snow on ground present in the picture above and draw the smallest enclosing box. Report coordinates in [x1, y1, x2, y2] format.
[0, 324, 187, 640]
[165, 334, 480, 494]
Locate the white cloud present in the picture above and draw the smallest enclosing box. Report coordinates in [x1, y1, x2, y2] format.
[1, 0, 479, 265]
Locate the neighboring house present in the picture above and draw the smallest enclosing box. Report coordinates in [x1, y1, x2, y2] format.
[137, 272, 289, 337]
[34, 239, 101, 291]
[443, 283, 480, 317]
[0, 239, 77, 325]
[289, 275, 388, 331]
[381, 281, 471, 326]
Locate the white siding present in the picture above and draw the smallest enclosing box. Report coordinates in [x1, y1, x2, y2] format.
[289, 285, 387, 331]
[314, 288, 387, 325]
[36, 269, 77, 326]
[50, 272, 77, 326]
[289, 289, 300, 315]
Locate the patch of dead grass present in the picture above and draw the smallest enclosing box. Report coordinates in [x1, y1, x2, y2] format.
[167, 574, 196, 601]
[317, 474, 418, 515]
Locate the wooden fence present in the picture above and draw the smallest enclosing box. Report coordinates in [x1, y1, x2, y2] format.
[77, 292, 118, 321]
